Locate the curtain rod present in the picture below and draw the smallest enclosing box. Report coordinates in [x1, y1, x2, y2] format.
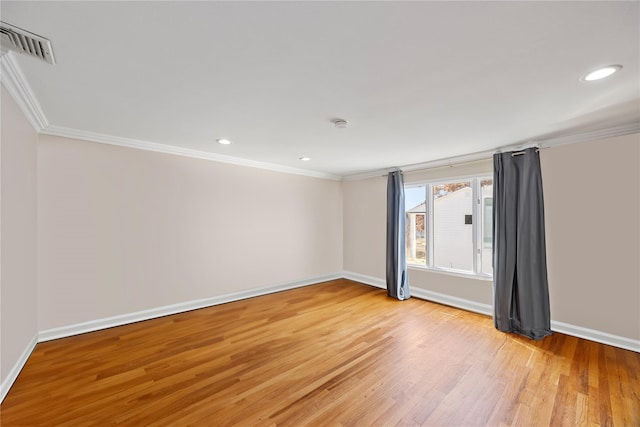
[379, 157, 490, 177]
[379, 146, 543, 178]
[511, 148, 541, 157]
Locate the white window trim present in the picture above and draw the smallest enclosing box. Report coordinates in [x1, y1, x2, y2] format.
[408, 264, 493, 281]
[405, 174, 493, 279]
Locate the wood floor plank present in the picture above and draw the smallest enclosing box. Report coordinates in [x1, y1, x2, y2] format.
[1, 279, 638, 426]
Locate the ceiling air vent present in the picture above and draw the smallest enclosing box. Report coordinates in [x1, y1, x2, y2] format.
[0, 21, 55, 65]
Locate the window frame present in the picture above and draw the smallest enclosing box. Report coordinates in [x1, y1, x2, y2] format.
[405, 174, 493, 280]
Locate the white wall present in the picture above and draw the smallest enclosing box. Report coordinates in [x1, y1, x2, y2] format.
[432, 187, 474, 271]
[37, 135, 343, 330]
[344, 136, 640, 342]
[1, 86, 39, 389]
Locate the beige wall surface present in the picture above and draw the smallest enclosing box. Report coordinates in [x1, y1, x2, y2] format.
[344, 137, 640, 340]
[37, 136, 343, 330]
[1, 86, 39, 384]
[541, 133, 640, 340]
[343, 176, 387, 279]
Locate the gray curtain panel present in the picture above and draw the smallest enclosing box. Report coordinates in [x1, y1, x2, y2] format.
[386, 170, 410, 300]
[493, 148, 552, 340]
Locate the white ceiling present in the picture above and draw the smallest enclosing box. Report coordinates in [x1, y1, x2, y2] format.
[2, 1, 639, 178]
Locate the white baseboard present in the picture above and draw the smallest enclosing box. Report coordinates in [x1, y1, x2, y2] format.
[3, 272, 638, 405]
[342, 270, 639, 352]
[342, 271, 386, 289]
[39, 273, 343, 342]
[342, 271, 493, 316]
[3, 274, 339, 404]
[1, 333, 37, 403]
[550, 321, 640, 353]
[410, 287, 493, 316]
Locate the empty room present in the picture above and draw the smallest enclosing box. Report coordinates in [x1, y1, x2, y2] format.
[1, 1, 639, 425]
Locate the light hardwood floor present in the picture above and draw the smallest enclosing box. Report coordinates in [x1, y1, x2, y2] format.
[1, 279, 638, 426]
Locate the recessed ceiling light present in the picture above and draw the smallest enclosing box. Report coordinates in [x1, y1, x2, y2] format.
[582, 65, 622, 82]
[217, 138, 232, 145]
[299, 156, 311, 161]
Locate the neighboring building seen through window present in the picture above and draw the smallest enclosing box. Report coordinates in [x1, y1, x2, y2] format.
[405, 177, 493, 277]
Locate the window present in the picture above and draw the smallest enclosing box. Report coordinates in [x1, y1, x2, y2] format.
[405, 176, 493, 277]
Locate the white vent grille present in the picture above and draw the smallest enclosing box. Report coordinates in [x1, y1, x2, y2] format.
[0, 21, 55, 65]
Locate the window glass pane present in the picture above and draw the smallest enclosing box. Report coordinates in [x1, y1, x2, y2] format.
[405, 186, 426, 265]
[481, 179, 493, 275]
[432, 181, 473, 271]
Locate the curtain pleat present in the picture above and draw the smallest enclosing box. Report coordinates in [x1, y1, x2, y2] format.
[386, 170, 410, 300]
[493, 148, 551, 340]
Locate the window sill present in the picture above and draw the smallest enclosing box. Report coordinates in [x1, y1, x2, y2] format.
[407, 265, 493, 281]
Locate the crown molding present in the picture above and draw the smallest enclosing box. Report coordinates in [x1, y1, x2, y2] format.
[2, 48, 637, 182]
[535, 122, 640, 149]
[343, 121, 640, 181]
[343, 150, 496, 182]
[0, 53, 341, 181]
[0, 51, 48, 131]
[41, 125, 343, 181]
